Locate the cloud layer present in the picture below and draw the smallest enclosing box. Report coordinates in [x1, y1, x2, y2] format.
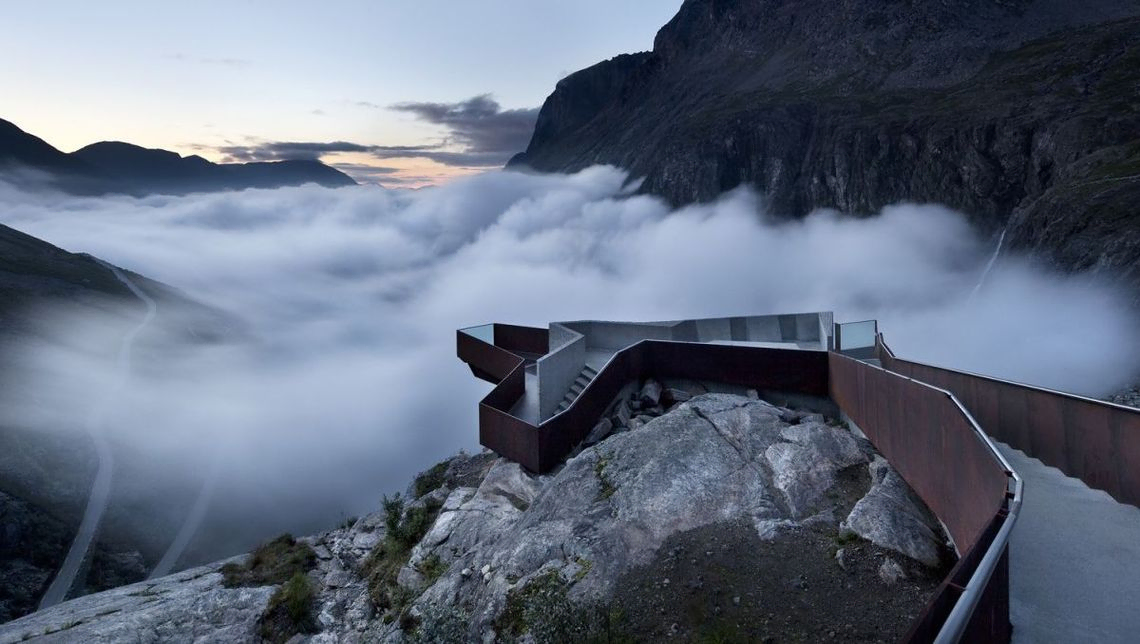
[218, 95, 539, 175]
[1, 166, 1136, 564]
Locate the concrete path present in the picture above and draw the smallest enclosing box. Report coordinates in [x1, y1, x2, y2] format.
[38, 263, 156, 609]
[999, 443, 1140, 643]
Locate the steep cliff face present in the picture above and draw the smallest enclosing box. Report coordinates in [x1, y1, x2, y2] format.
[510, 0, 1140, 288]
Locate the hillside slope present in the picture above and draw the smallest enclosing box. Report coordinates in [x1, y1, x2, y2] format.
[510, 0, 1140, 289]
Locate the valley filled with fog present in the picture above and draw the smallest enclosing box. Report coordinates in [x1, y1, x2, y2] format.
[2, 165, 1137, 570]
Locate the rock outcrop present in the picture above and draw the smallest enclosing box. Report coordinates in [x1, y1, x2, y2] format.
[510, 0, 1140, 291]
[0, 392, 950, 642]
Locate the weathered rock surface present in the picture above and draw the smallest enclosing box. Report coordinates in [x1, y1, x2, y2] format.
[0, 395, 949, 642]
[843, 457, 948, 568]
[509, 0, 1140, 292]
[1109, 384, 1140, 409]
[0, 561, 273, 644]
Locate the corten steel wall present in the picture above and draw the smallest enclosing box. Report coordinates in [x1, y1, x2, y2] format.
[829, 352, 1015, 643]
[877, 337, 1140, 508]
[458, 330, 520, 383]
[458, 325, 549, 470]
[494, 323, 550, 356]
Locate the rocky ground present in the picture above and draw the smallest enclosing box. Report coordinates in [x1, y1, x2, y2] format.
[0, 385, 953, 643]
[1109, 384, 1140, 408]
[0, 490, 148, 624]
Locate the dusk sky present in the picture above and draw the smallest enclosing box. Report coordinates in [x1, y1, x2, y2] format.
[3, 0, 681, 187]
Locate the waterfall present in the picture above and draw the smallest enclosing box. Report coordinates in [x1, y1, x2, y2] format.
[971, 227, 1008, 298]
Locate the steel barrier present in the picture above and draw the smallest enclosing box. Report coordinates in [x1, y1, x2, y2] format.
[830, 352, 1020, 642]
[876, 336, 1140, 508]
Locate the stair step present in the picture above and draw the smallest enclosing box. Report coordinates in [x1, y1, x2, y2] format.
[583, 365, 598, 376]
[575, 375, 592, 386]
[570, 383, 585, 395]
[557, 401, 570, 412]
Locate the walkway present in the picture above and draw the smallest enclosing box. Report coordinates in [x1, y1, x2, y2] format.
[1000, 443, 1140, 643]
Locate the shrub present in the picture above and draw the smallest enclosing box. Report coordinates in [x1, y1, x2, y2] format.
[257, 572, 318, 643]
[221, 534, 316, 588]
[413, 459, 451, 498]
[363, 494, 446, 623]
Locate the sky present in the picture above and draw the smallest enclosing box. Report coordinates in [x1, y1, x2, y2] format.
[1, 0, 682, 187]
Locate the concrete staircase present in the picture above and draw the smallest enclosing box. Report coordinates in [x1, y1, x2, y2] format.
[555, 364, 599, 414]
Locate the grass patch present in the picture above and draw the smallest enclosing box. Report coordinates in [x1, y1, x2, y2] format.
[362, 493, 445, 622]
[220, 534, 316, 588]
[413, 459, 451, 498]
[417, 553, 448, 584]
[573, 557, 593, 582]
[495, 570, 634, 643]
[594, 452, 616, 500]
[257, 572, 318, 644]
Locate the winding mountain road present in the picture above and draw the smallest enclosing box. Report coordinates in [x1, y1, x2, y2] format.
[38, 262, 157, 610]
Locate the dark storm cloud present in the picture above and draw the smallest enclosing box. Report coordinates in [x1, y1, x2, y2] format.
[389, 94, 539, 162]
[217, 141, 399, 162]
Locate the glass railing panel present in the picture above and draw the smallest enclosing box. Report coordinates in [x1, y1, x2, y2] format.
[459, 324, 495, 344]
[838, 320, 877, 350]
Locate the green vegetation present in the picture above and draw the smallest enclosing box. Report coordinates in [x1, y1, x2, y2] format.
[257, 572, 318, 644]
[573, 556, 593, 582]
[362, 493, 445, 623]
[417, 553, 448, 584]
[413, 459, 451, 498]
[594, 452, 616, 500]
[220, 533, 316, 588]
[495, 569, 634, 643]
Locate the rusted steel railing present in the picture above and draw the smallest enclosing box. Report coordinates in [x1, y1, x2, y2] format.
[876, 336, 1140, 508]
[830, 351, 1020, 643]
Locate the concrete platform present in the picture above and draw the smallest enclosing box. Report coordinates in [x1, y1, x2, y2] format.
[1000, 443, 1140, 643]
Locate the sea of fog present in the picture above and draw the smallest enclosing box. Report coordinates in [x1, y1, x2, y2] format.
[1, 165, 1137, 568]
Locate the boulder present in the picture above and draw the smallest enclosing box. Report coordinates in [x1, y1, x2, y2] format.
[843, 457, 946, 568]
[639, 379, 662, 407]
[879, 558, 907, 584]
[584, 417, 614, 446]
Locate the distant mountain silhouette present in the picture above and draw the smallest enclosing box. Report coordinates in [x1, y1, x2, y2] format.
[0, 118, 356, 195]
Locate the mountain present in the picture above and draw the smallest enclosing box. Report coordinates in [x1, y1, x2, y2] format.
[509, 0, 1140, 289]
[0, 119, 355, 195]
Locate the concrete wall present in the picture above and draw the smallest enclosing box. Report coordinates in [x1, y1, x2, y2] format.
[537, 323, 586, 421]
[577, 321, 674, 350]
[794, 313, 822, 341]
[556, 312, 832, 352]
[744, 315, 782, 342]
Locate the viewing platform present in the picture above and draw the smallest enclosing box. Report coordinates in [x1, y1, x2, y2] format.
[457, 312, 1140, 643]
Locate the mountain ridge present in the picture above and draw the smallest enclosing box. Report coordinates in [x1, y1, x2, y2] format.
[0, 119, 355, 195]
